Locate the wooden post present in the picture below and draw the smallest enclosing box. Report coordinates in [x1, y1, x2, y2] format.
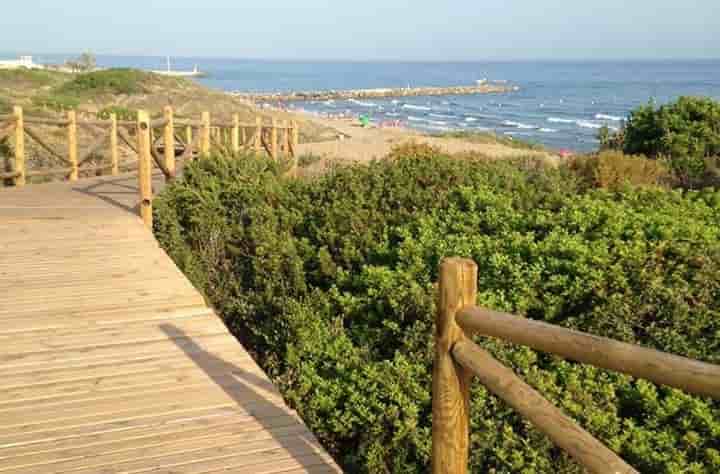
[67, 110, 79, 181]
[185, 126, 193, 151]
[291, 120, 299, 157]
[200, 112, 211, 157]
[232, 114, 240, 156]
[432, 258, 477, 474]
[241, 124, 247, 148]
[110, 113, 119, 176]
[12, 106, 25, 187]
[254, 117, 262, 153]
[270, 118, 278, 160]
[163, 106, 175, 180]
[136, 110, 153, 228]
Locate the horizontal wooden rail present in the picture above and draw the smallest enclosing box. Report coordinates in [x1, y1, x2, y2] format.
[452, 339, 638, 474]
[150, 118, 169, 128]
[0, 171, 21, 179]
[456, 306, 720, 399]
[24, 117, 70, 126]
[433, 257, 720, 474]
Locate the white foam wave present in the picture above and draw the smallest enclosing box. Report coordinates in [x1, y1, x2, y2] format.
[576, 120, 603, 129]
[407, 116, 425, 122]
[429, 113, 454, 119]
[539, 128, 558, 133]
[465, 117, 478, 122]
[402, 104, 432, 111]
[386, 112, 401, 117]
[548, 117, 575, 124]
[595, 113, 624, 122]
[504, 120, 537, 129]
[348, 99, 377, 108]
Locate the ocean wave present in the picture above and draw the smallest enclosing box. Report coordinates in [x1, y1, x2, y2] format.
[576, 120, 603, 129]
[504, 120, 537, 129]
[402, 104, 432, 111]
[548, 117, 576, 124]
[595, 113, 624, 121]
[385, 112, 401, 117]
[348, 99, 378, 108]
[407, 116, 448, 126]
[465, 117, 478, 122]
[539, 128, 558, 133]
[429, 113, 454, 119]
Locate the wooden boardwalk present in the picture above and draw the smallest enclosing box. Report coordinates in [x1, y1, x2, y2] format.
[0, 173, 341, 473]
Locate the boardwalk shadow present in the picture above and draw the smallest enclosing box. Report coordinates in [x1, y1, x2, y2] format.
[71, 170, 167, 216]
[159, 323, 339, 473]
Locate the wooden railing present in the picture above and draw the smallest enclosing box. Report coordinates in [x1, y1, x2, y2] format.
[0, 106, 299, 188]
[433, 258, 720, 474]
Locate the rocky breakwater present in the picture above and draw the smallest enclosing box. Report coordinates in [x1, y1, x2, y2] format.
[233, 83, 519, 102]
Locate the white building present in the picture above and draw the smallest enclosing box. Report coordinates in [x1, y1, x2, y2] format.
[0, 56, 44, 70]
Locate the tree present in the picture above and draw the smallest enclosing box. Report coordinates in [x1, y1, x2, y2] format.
[66, 51, 96, 72]
[605, 97, 720, 187]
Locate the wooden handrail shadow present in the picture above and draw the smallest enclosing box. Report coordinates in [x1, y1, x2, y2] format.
[158, 324, 339, 472]
[70, 170, 168, 216]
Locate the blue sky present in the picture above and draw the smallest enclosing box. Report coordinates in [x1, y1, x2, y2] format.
[2, 0, 718, 60]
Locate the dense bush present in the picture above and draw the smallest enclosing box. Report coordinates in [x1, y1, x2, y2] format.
[56, 68, 148, 96]
[605, 97, 720, 188]
[569, 150, 669, 190]
[97, 105, 137, 121]
[155, 152, 720, 473]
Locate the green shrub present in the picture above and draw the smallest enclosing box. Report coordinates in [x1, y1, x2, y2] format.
[606, 97, 720, 188]
[32, 94, 81, 112]
[155, 153, 720, 473]
[569, 151, 669, 190]
[97, 105, 136, 121]
[56, 68, 148, 96]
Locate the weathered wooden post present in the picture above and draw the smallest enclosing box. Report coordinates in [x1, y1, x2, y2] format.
[432, 258, 477, 474]
[270, 118, 278, 160]
[163, 106, 175, 180]
[12, 106, 25, 187]
[136, 110, 153, 228]
[200, 111, 211, 157]
[110, 113, 119, 176]
[241, 123, 247, 148]
[254, 116, 262, 153]
[185, 125, 193, 156]
[67, 110, 79, 181]
[232, 114, 240, 156]
[291, 120, 299, 157]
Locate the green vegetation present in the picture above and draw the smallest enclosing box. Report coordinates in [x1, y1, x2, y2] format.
[97, 105, 137, 121]
[569, 150, 669, 190]
[438, 130, 546, 151]
[32, 94, 81, 112]
[0, 68, 59, 88]
[155, 149, 720, 474]
[0, 97, 10, 114]
[55, 68, 150, 96]
[602, 97, 720, 188]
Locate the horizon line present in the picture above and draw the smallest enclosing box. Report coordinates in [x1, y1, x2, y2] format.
[2, 51, 719, 64]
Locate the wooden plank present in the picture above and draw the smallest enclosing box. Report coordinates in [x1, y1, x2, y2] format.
[0, 165, 339, 474]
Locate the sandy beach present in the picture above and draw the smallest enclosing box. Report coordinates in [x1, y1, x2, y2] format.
[297, 116, 559, 165]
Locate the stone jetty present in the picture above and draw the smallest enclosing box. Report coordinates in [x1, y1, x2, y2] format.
[232, 83, 519, 102]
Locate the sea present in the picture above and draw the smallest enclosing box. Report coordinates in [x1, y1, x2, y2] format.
[29, 55, 720, 152]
